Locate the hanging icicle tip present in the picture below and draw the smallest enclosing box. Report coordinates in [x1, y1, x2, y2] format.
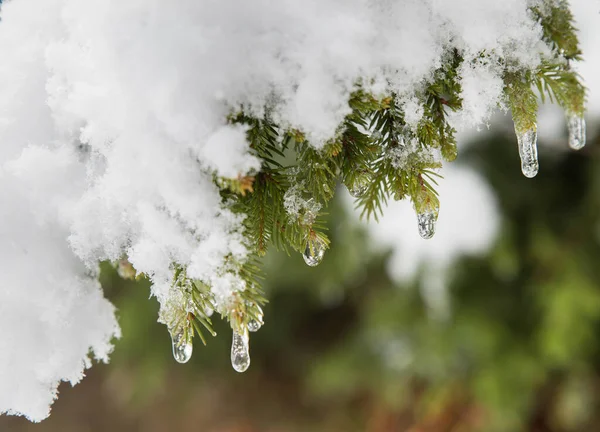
[231, 329, 251, 373]
[413, 175, 440, 240]
[515, 126, 539, 179]
[567, 114, 586, 151]
[417, 211, 437, 240]
[170, 329, 193, 364]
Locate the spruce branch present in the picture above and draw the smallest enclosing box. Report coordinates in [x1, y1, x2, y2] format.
[419, 50, 463, 161]
[534, 60, 586, 115]
[155, 3, 588, 363]
[531, 0, 582, 61]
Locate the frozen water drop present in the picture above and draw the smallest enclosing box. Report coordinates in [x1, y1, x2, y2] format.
[248, 319, 262, 332]
[417, 211, 436, 240]
[247, 305, 263, 332]
[231, 329, 251, 373]
[171, 330, 193, 364]
[347, 176, 369, 198]
[303, 237, 326, 267]
[516, 128, 538, 178]
[567, 114, 586, 150]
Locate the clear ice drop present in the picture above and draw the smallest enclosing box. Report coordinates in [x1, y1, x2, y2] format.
[171, 330, 193, 364]
[303, 237, 326, 267]
[347, 176, 369, 198]
[248, 318, 262, 332]
[516, 128, 539, 178]
[567, 114, 586, 150]
[417, 211, 436, 240]
[247, 305, 263, 332]
[231, 329, 251, 373]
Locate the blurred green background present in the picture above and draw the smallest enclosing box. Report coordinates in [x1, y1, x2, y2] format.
[2, 126, 600, 432]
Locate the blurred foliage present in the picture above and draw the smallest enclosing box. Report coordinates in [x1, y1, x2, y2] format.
[3, 124, 600, 432]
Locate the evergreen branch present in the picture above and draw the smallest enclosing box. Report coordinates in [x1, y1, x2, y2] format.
[293, 139, 340, 204]
[531, 0, 582, 60]
[534, 60, 586, 115]
[419, 50, 463, 161]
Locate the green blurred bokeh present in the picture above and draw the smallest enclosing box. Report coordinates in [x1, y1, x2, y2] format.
[3, 126, 600, 432]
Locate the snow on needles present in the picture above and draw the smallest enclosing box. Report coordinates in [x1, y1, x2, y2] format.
[0, 0, 562, 421]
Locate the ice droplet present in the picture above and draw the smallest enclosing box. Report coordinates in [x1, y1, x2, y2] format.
[347, 176, 369, 198]
[567, 114, 586, 150]
[231, 329, 251, 373]
[303, 237, 326, 267]
[171, 330, 193, 364]
[516, 128, 539, 178]
[247, 304, 263, 332]
[248, 319, 262, 332]
[417, 211, 436, 240]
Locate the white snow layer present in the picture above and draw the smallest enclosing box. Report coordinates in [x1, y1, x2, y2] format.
[0, 0, 594, 422]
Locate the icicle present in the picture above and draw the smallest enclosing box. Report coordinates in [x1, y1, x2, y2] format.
[347, 175, 369, 198]
[231, 329, 251, 373]
[516, 127, 539, 178]
[567, 114, 586, 150]
[303, 236, 326, 267]
[171, 330, 193, 364]
[417, 211, 436, 240]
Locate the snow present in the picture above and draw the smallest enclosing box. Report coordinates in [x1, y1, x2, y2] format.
[0, 0, 594, 422]
[455, 60, 506, 130]
[0, 146, 119, 422]
[201, 125, 261, 178]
